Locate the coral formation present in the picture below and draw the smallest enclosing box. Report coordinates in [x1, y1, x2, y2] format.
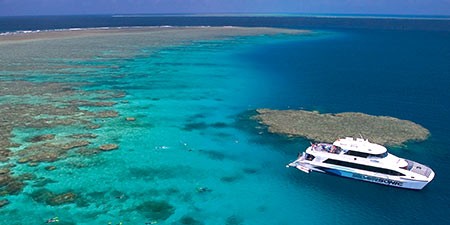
[99, 144, 119, 151]
[136, 200, 175, 221]
[254, 109, 430, 146]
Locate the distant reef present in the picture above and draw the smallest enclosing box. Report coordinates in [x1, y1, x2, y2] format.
[253, 109, 430, 146]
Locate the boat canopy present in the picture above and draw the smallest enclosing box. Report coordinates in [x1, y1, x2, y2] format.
[333, 137, 387, 155]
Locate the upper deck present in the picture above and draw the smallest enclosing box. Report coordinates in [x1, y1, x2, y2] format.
[333, 137, 387, 155]
[310, 143, 342, 154]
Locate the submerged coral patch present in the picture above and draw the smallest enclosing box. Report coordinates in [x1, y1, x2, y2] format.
[183, 121, 228, 131]
[99, 144, 119, 151]
[178, 215, 204, 225]
[225, 215, 244, 225]
[16, 140, 91, 164]
[27, 134, 56, 143]
[210, 122, 228, 128]
[0, 172, 25, 196]
[31, 177, 57, 188]
[136, 200, 175, 221]
[220, 174, 243, 183]
[30, 188, 77, 206]
[67, 133, 98, 139]
[67, 100, 116, 107]
[197, 149, 227, 160]
[0, 199, 10, 208]
[182, 122, 209, 131]
[95, 110, 119, 118]
[0, 79, 126, 201]
[127, 167, 179, 181]
[242, 168, 258, 174]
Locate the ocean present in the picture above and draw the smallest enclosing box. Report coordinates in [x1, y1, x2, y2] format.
[0, 15, 450, 225]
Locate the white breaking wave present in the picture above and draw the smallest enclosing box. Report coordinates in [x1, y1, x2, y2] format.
[0, 25, 240, 36]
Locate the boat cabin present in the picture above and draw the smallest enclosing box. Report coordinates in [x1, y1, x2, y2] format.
[333, 137, 388, 158]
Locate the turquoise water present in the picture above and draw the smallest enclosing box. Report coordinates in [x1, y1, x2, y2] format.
[1, 28, 450, 225]
[0, 33, 313, 225]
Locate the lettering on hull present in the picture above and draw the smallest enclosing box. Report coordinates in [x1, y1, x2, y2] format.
[352, 174, 403, 187]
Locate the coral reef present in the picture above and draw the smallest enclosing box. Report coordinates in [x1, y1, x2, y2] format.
[0, 170, 25, 196]
[17, 140, 90, 164]
[67, 133, 98, 139]
[0, 79, 125, 201]
[254, 109, 430, 146]
[30, 189, 77, 206]
[0, 199, 10, 208]
[27, 134, 56, 143]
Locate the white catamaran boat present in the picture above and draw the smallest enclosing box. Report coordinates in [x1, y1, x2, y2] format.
[287, 137, 435, 190]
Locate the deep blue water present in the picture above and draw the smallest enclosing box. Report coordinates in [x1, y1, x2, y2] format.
[1, 16, 450, 225]
[236, 28, 450, 225]
[0, 15, 450, 33]
[239, 30, 450, 133]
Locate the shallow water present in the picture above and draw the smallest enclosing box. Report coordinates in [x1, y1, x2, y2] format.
[0, 27, 449, 225]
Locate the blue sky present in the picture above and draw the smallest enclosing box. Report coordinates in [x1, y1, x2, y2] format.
[0, 0, 449, 16]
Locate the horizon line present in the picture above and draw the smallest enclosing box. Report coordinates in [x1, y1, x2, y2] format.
[1, 13, 450, 20]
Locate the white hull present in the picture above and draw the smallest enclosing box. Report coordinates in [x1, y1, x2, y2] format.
[288, 138, 435, 190]
[288, 162, 434, 190]
[289, 160, 434, 190]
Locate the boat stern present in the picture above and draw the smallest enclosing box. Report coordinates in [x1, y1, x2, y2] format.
[286, 152, 312, 173]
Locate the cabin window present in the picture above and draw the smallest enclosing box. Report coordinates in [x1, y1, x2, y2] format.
[370, 152, 388, 158]
[306, 154, 315, 161]
[323, 159, 405, 176]
[345, 150, 370, 158]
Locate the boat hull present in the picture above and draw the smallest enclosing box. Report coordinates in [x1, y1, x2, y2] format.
[288, 138, 435, 190]
[309, 166, 432, 190]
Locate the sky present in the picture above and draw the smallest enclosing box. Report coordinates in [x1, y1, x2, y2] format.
[0, 0, 449, 17]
